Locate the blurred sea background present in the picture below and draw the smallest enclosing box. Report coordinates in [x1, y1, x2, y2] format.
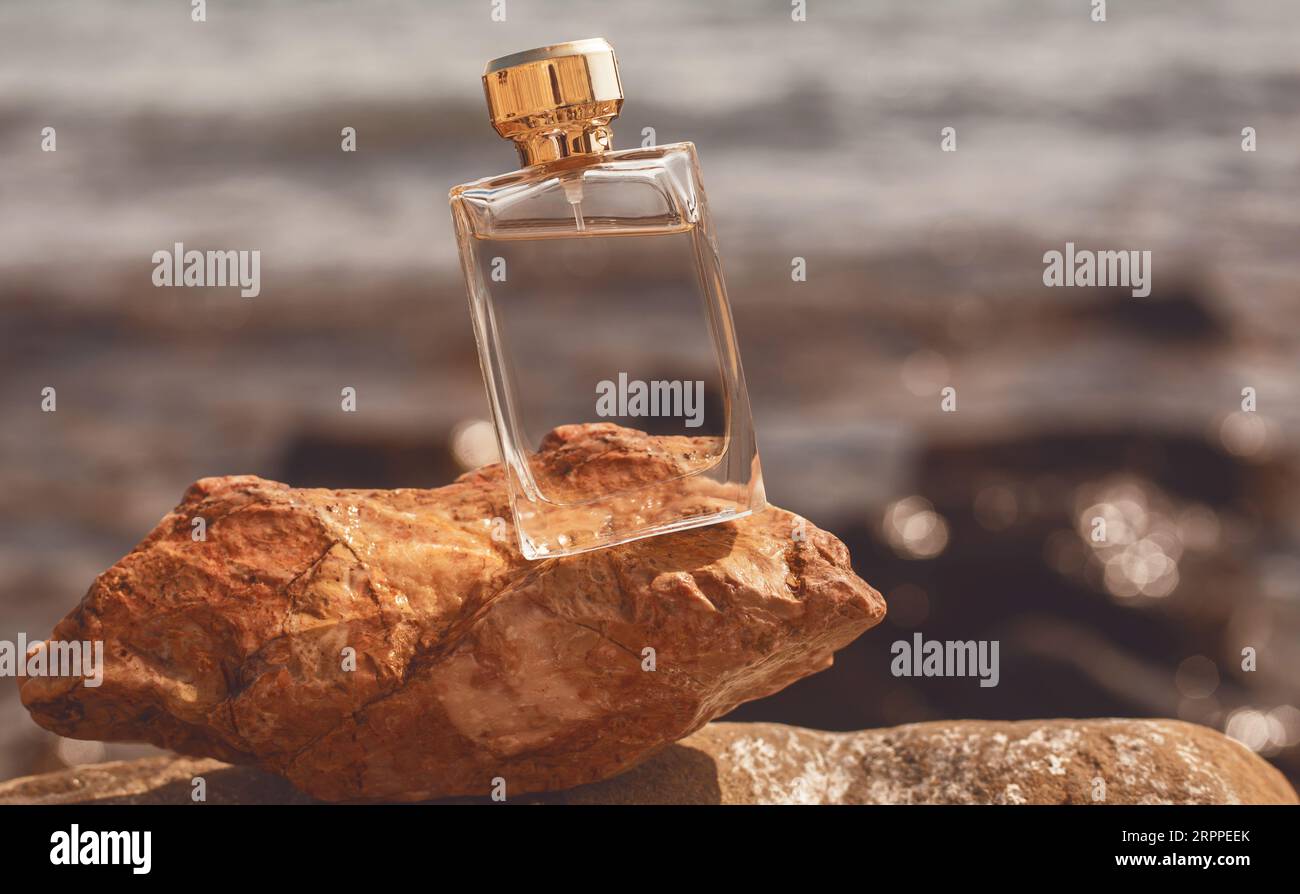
[2, 0, 1299, 788]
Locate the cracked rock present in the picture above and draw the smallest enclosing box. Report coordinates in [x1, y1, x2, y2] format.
[19, 424, 883, 801]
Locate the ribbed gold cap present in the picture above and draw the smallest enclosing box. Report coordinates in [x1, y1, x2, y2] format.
[482, 38, 623, 166]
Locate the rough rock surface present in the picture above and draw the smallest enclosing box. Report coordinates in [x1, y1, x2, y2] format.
[2, 720, 1293, 805]
[19, 424, 883, 802]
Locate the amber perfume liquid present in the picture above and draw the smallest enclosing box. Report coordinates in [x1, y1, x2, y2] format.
[450, 40, 764, 558]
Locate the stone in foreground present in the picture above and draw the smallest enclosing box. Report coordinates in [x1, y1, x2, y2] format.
[2, 720, 1292, 805]
[20, 424, 883, 801]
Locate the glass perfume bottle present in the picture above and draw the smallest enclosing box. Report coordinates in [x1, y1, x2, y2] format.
[449, 38, 764, 559]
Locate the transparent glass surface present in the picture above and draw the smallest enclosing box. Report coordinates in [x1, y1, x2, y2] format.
[450, 143, 764, 558]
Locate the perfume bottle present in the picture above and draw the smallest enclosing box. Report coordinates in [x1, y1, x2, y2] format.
[449, 38, 764, 559]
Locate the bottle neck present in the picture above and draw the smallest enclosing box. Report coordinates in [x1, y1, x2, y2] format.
[512, 124, 615, 167]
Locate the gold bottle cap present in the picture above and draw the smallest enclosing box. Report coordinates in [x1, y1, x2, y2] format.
[482, 38, 623, 166]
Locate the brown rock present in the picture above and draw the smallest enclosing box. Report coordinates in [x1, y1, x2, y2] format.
[3, 720, 1292, 805]
[664, 719, 1299, 805]
[19, 424, 882, 802]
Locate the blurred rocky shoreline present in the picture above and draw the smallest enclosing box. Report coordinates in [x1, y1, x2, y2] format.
[5, 251, 1298, 788]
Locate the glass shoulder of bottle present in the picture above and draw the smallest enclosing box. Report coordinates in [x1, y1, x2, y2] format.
[449, 142, 702, 239]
